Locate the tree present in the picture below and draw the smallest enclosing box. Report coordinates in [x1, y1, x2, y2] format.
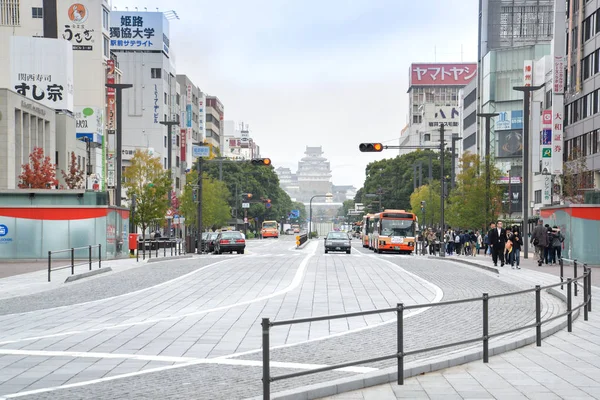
[179, 170, 198, 230]
[61, 151, 85, 189]
[122, 150, 171, 238]
[18, 147, 58, 189]
[202, 176, 232, 229]
[560, 148, 592, 204]
[409, 181, 442, 229]
[445, 153, 503, 231]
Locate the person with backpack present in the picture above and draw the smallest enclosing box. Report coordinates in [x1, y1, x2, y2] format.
[531, 219, 549, 266]
[454, 230, 462, 256]
[551, 226, 564, 264]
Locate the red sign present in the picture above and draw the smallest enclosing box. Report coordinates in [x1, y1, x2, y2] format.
[180, 128, 186, 162]
[542, 110, 552, 127]
[410, 63, 477, 86]
[106, 59, 115, 130]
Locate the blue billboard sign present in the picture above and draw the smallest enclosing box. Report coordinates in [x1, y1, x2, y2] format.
[542, 129, 552, 145]
[192, 145, 210, 158]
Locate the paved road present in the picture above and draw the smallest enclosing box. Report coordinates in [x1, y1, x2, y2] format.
[0, 237, 565, 399]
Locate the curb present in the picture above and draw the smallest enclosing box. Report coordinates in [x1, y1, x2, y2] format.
[427, 255, 500, 274]
[64, 267, 112, 283]
[146, 255, 193, 263]
[253, 288, 579, 400]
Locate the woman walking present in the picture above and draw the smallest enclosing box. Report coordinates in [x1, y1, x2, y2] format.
[511, 228, 523, 269]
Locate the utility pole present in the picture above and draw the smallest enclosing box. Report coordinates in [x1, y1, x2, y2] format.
[450, 134, 462, 190]
[160, 116, 180, 238]
[477, 113, 499, 229]
[196, 156, 203, 254]
[513, 85, 543, 260]
[439, 123, 445, 258]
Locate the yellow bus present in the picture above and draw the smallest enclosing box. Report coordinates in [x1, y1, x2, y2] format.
[371, 210, 417, 254]
[261, 220, 279, 238]
[361, 213, 375, 248]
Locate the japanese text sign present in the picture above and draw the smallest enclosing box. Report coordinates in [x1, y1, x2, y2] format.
[10, 36, 74, 112]
[553, 56, 565, 94]
[523, 60, 533, 86]
[58, 1, 96, 51]
[109, 12, 170, 54]
[410, 63, 476, 86]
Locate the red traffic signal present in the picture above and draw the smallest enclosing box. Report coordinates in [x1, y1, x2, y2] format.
[359, 143, 383, 152]
[251, 158, 272, 166]
[242, 193, 253, 201]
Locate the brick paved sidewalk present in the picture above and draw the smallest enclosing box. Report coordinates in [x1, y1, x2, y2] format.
[321, 294, 599, 400]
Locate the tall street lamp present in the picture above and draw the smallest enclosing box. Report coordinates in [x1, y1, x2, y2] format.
[450, 134, 462, 190]
[477, 112, 499, 228]
[105, 83, 133, 207]
[160, 115, 180, 238]
[309, 194, 332, 238]
[513, 84, 543, 260]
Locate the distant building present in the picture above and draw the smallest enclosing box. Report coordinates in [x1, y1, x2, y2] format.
[205, 96, 224, 151]
[399, 63, 477, 156]
[222, 121, 261, 160]
[296, 146, 332, 199]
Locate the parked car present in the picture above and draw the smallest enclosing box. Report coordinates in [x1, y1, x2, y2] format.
[214, 231, 246, 254]
[324, 231, 352, 254]
[206, 232, 220, 253]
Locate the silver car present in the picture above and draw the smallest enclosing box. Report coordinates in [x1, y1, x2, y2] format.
[324, 231, 351, 254]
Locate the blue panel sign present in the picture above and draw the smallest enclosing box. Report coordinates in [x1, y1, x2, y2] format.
[542, 129, 552, 145]
[289, 209, 300, 218]
[510, 110, 523, 130]
[192, 145, 210, 158]
[186, 104, 192, 128]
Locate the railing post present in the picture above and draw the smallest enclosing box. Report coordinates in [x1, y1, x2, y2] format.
[171, 241, 174, 256]
[164, 241, 166, 257]
[136, 243, 139, 262]
[583, 266, 588, 322]
[482, 293, 489, 363]
[574, 260, 578, 297]
[262, 318, 271, 400]
[397, 302, 404, 384]
[588, 267, 592, 313]
[559, 258, 564, 290]
[567, 278, 573, 333]
[98, 244, 102, 269]
[71, 247, 75, 275]
[148, 241, 151, 259]
[535, 285, 541, 346]
[48, 251, 51, 282]
[155, 241, 158, 258]
[89, 245, 92, 271]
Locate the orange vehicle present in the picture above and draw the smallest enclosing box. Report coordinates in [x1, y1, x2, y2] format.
[371, 210, 417, 254]
[261, 220, 279, 238]
[361, 213, 375, 248]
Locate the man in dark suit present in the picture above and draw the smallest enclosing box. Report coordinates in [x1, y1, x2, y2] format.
[488, 220, 506, 267]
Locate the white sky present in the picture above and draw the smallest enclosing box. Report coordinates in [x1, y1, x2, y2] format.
[113, 0, 479, 188]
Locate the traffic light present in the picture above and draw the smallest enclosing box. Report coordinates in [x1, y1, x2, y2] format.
[242, 193, 253, 202]
[251, 158, 272, 166]
[192, 189, 198, 202]
[359, 143, 383, 152]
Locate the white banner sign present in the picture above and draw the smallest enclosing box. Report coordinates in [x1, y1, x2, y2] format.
[75, 106, 104, 143]
[58, 1, 97, 51]
[10, 36, 74, 112]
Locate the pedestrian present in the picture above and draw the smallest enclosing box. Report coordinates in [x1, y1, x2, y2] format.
[531, 219, 549, 266]
[511, 228, 523, 269]
[476, 230, 482, 256]
[470, 231, 477, 256]
[488, 220, 506, 267]
[504, 228, 513, 267]
[551, 226, 564, 263]
[544, 224, 554, 264]
[454, 230, 462, 256]
[483, 230, 490, 256]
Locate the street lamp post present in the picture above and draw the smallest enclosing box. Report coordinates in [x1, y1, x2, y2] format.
[309, 194, 332, 238]
[477, 112, 499, 228]
[450, 134, 462, 190]
[513, 85, 543, 259]
[105, 83, 133, 207]
[160, 116, 180, 238]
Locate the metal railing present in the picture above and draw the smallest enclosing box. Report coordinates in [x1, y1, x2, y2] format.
[260, 267, 593, 399]
[136, 239, 184, 261]
[295, 233, 308, 248]
[48, 244, 102, 282]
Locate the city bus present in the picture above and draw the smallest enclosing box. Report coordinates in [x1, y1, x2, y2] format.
[361, 213, 375, 248]
[292, 224, 300, 233]
[261, 220, 279, 238]
[371, 209, 417, 254]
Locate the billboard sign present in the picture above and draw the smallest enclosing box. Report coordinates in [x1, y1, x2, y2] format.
[495, 110, 523, 131]
[58, 1, 96, 51]
[553, 56, 565, 94]
[410, 63, 477, 86]
[497, 130, 523, 158]
[523, 60, 533, 86]
[75, 106, 104, 144]
[427, 106, 460, 128]
[10, 37, 74, 112]
[106, 59, 115, 130]
[192, 145, 210, 158]
[109, 12, 170, 54]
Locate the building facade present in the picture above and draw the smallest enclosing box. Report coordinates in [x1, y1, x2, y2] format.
[296, 146, 332, 200]
[176, 74, 203, 171]
[399, 63, 477, 157]
[205, 95, 224, 152]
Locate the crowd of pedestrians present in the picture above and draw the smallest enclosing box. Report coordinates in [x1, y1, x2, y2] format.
[419, 219, 564, 270]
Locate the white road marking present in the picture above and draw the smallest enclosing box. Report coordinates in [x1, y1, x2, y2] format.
[0, 348, 376, 374]
[0, 241, 320, 346]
